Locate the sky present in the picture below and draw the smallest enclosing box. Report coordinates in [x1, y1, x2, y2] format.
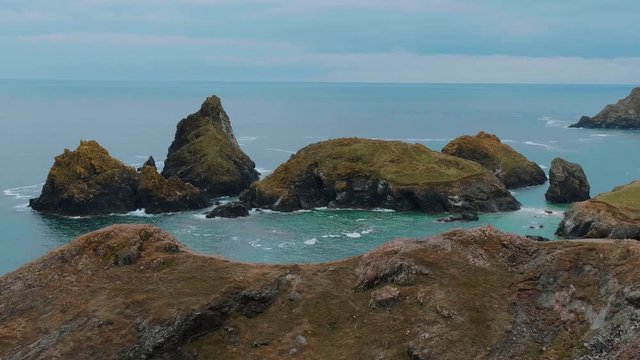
[1, 0, 640, 83]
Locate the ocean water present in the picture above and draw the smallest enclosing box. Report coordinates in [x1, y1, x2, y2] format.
[1, 80, 639, 274]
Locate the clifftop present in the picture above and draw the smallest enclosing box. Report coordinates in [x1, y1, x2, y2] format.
[3, 224, 640, 358]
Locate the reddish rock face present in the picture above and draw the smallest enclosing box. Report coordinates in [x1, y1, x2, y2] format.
[4, 224, 640, 359]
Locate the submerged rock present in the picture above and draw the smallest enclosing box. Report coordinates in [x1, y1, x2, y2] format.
[161, 96, 260, 196]
[442, 131, 547, 189]
[5, 224, 640, 359]
[240, 138, 520, 214]
[545, 157, 590, 203]
[556, 180, 640, 239]
[205, 202, 249, 218]
[571, 87, 640, 129]
[436, 211, 479, 223]
[29, 140, 209, 216]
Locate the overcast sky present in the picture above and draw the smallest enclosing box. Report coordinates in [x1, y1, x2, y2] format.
[1, 0, 639, 83]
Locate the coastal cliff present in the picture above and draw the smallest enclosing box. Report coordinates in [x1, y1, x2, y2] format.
[571, 87, 640, 129]
[161, 96, 260, 196]
[3, 225, 640, 359]
[240, 138, 520, 214]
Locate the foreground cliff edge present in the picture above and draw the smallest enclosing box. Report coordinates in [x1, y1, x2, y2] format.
[3, 225, 640, 359]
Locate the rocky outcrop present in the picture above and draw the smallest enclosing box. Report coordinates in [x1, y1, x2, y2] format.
[4, 224, 640, 359]
[137, 156, 156, 171]
[545, 157, 590, 203]
[240, 138, 520, 214]
[161, 96, 260, 196]
[442, 131, 547, 189]
[206, 203, 249, 218]
[29, 141, 209, 216]
[556, 180, 640, 239]
[571, 87, 640, 129]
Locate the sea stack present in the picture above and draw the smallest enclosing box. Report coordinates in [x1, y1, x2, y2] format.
[29, 140, 209, 216]
[545, 157, 590, 203]
[240, 138, 520, 213]
[161, 96, 260, 196]
[556, 180, 640, 239]
[571, 87, 640, 129]
[442, 131, 547, 189]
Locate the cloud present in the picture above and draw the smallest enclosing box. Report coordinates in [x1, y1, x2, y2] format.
[207, 52, 640, 84]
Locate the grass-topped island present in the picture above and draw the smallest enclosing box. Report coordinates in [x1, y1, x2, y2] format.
[240, 138, 521, 215]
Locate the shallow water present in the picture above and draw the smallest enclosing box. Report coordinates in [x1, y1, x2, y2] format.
[1, 81, 639, 274]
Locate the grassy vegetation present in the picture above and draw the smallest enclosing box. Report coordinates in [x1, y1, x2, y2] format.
[256, 138, 486, 195]
[594, 180, 640, 219]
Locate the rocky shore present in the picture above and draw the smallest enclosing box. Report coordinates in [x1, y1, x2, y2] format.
[442, 131, 547, 189]
[240, 138, 520, 214]
[29, 141, 209, 216]
[571, 87, 640, 129]
[3, 224, 640, 359]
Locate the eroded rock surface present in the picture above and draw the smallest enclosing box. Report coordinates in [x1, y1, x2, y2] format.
[571, 87, 640, 129]
[3, 225, 640, 359]
[545, 157, 590, 203]
[161, 96, 260, 196]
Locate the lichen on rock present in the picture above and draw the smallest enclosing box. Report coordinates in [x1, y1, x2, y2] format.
[442, 131, 547, 189]
[161, 96, 260, 196]
[240, 137, 520, 214]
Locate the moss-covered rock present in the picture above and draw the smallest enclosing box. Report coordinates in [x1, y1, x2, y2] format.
[571, 87, 640, 129]
[556, 180, 640, 239]
[442, 131, 547, 189]
[240, 138, 520, 213]
[161, 96, 259, 196]
[29, 141, 209, 216]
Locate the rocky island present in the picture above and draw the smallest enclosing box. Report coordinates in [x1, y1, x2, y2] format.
[571, 87, 640, 129]
[240, 138, 521, 214]
[29, 140, 209, 216]
[556, 180, 640, 239]
[545, 157, 590, 203]
[442, 131, 547, 189]
[3, 224, 640, 359]
[162, 96, 260, 196]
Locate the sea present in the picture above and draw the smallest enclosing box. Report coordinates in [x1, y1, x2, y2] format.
[1, 80, 639, 275]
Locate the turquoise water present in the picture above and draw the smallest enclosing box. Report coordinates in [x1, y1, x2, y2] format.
[1, 81, 639, 274]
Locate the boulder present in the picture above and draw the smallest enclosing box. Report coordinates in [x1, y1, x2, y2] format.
[161, 96, 260, 196]
[442, 131, 547, 189]
[556, 180, 640, 239]
[571, 87, 640, 129]
[206, 202, 250, 218]
[29, 140, 209, 216]
[240, 138, 520, 214]
[545, 157, 590, 203]
[369, 285, 401, 309]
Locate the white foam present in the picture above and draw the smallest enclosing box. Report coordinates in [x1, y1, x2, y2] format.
[3, 183, 43, 200]
[501, 139, 514, 143]
[304, 238, 317, 245]
[578, 138, 594, 142]
[372, 208, 395, 212]
[14, 203, 30, 212]
[538, 164, 548, 169]
[237, 136, 259, 142]
[524, 141, 551, 149]
[267, 148, 296, 154]
[590, 134, 613, 137]
[344, 232, 362, 238]
[256, 168, 273, 175]
[356, 218, 366, 222]
[193, 213, 208, 220]
[115, 209, 160, 217]
[249, 239, 262, 248]
[361, 229, 373, 235]
[321, 234, 341, 238]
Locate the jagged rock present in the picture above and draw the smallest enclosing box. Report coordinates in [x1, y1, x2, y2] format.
[137, 156, 156, 171]
[29, 140, 209, 216]
[161, 96, 260, 196]
[369, 285, 400, 309]
[5, 225, 640, 359]
[240, 138, 521, 214]
[545, 157, 590, 203]
[436, 211, 479, 223]
[442, 131, 547, 189]
[205, 203, 249, 218]
[571, 87, 640, 129]
[556, 180, 640, 239]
